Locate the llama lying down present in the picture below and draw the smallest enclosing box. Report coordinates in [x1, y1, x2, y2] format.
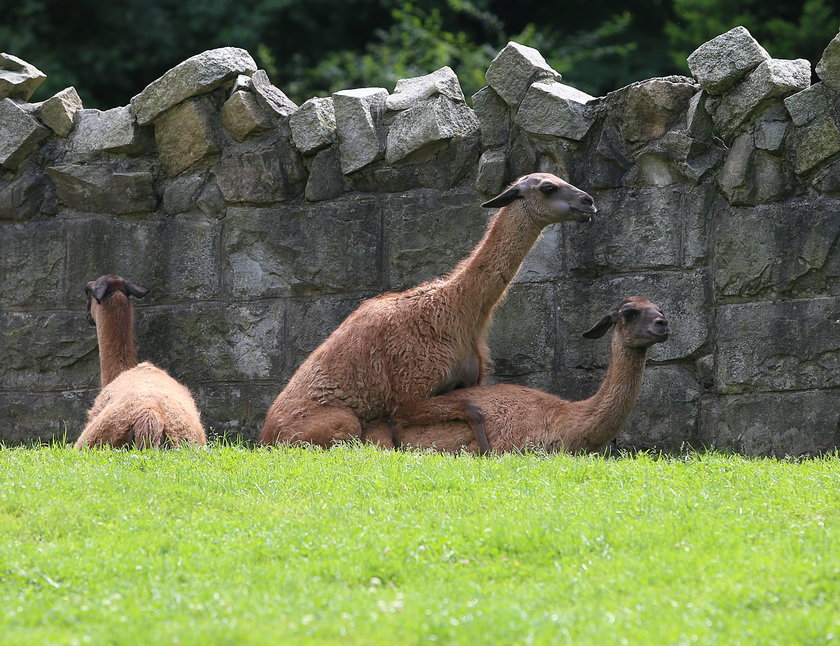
[75, 275, 206, 449]
[260, 173, 597, 449]
[378, 296, 669, 454]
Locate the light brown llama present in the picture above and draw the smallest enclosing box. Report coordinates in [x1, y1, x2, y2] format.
[379, 296, 669, 454]
[75, 275, 206, 449]
[260, 173, 597, 448]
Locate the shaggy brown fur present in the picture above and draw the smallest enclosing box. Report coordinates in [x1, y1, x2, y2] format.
[260, 173, 597, 447]
[378, 296, 669, 454]
[75, 275, 206, 449]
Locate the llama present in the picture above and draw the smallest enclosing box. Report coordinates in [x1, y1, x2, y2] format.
[75, 275, 206, 449]
[260, 173, 597, 448]
[381, 296, 669, 454]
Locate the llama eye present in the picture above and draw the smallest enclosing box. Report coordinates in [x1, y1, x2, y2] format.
[539, 184, 558, 195]
[621, 308, 638, 320]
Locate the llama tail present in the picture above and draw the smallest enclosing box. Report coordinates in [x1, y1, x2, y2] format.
[131, 409, 165, 449]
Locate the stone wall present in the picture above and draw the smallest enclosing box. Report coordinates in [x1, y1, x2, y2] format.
[1, 27, 839, 455]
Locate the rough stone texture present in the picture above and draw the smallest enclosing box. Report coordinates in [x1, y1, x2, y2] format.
[485, 41, 562, 106]
[386, 66, 465, 111]
[72, 106, 149, 154]
[0, 98, 49, 169]
[289, 97, 336, 154]
[333, 88, 388, 174]
[34, 87, 83, 137]
[712, 58, 811, 141]
[0, 53, 46, 100]
[515, 82, 595, 141]
[3, 37, 840, 456]
[386, 95, 479, 163]
[687, 26, 771, 94]
[130, 47, 257, 125]
[815, 31, 840, 91]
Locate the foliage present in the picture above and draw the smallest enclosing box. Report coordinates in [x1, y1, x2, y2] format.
[1, 444, 839, 644]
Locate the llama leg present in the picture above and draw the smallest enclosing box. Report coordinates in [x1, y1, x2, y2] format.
[263, 405, 362, 447]
[395, 397, 491, 454]
[361, 421, 396, 448]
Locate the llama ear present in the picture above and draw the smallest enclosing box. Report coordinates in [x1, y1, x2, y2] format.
[482, 184, 522, 209]
[582, 311, 619, 339]
[91, 281, 111, 305]
[124, 280, 149, 299]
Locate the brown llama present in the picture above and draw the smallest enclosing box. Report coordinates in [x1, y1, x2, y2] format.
[379, 296, 669, 454]
[75, 275, 206, 449]
[260, 173, 597, 448]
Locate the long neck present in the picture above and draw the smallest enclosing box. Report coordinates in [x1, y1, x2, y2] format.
[95, 294, 139, 387]
[445, 203, 544, 320]
[575, 336, 648, 449]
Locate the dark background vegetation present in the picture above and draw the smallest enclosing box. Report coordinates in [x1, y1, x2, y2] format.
[3, 0, 838, 109]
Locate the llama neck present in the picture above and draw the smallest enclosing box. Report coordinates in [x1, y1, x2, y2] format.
[446, 204, 543, 319]
[95, 295, 138, 387]
[576, 337, 648, 449]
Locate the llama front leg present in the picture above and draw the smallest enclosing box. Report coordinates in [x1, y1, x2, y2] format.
[394, 396, 490, 455]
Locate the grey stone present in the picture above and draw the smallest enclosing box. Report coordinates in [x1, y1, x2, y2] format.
[230, 74, 251, 95]
[685, 90, 713, 138]
[717, 133, 795, 206]
[753, 119, 787, 151]
[714, 297, 840, 393]
[72, 106, 149, 154]
[784, 82, 834, 126]
[162, 173, 207, 216]
[333, 87, 388, 174]
[489, 283, 555, 379]
[0, 169, 49, 220]
[0, 389, 93, 446]
[610, 76, 698, 143]
[0, 53, 46, 101]
[0, 219, 66, 308]
[214, 130, 307, 203]
[814, 159, 840, 194]
[713, 58, 811, 140]
[222, 201, 381, 299]
[191, 383, 281, 442]
[289, 97, 336, 154]
[249, 69, 298, 119]
[699, 390, 840, 457]
[475, 149, 507, 196]
[515, 81, 595, 141]
[586, 121, 630, 189]
[687, 26, 771, 94]
[155, 95, 222, 177]
[386, 66, 465, 111]
[130, 47, 257, 125]
[33, 87, 83, 137]
[45, 163, 157, 214]
[0, 98, 49, 170]
[815, 30, 840, 91]
[386, 95, 479, 163]
[788, 115, 840, 175]
[305, 146, 347, 201]
[485, 41, 562, 106]
[472, 86, 510, 149]
[221, 90, 273, 141]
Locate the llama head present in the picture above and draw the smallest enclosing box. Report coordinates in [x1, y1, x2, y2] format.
[85, 275, 149, 326]
[481, 173, 596, 224]
[582, 296, 669, 349]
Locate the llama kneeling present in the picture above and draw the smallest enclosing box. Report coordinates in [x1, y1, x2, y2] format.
[75, 275, 206, 449]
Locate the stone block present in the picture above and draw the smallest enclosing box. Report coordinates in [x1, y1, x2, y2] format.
[687, 26, 771, 94]
[713, 58, 811, 140]
[753, 119, 787, 151]
[472, 86, 510, 149]
[611, 76, 697, 143]
[191, 382, 281, 442]
[0, 219, 66, 308]
[0, 389, 94, 446]
[475, 149, 507, 197]
[386, 95, 479, 163]
[783, 82, 834, 127]
[713, 198, 840, 300]
[515, 81, 595, 141]
[46, 163, 157, 214]
[304, 146, 347, 202]
[699, 390, 840, 457]
[130, 47, 257, 125]
[382, 188, 485, 289]
[815, 30, 840, 91]
[685, 90, 713, 138]
[72, 106, 149, 154]
[488, 283, 555, 379]
[289, 97, 336, 154]
[249, 69, 298, 119]
[485, 41, 561, 106]
[0, 169, 49, 220]
[788, 115, 840, 175]
[714, 297, 840, 393]
[333, 87, 388, 174]
[386, 66, 465, 111]
[585, 121, 630, 189]
[214, 130, 306, 203]
[155, 95, 222, 177]
[162, 173, 207, 216]
[34, 87, 83, 137]
[0, 98, 49, 170]
[0, 53, 46, 101]
[222, 201, 381, 299]
[221, 90, 273, 141]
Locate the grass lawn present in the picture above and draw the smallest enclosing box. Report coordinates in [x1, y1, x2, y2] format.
[0, 444, 838, 645]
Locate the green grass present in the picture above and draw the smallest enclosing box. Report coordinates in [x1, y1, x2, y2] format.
[1, 444, 838, 645]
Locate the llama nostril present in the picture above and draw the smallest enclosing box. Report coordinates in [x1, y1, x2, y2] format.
[581, 195, 594, 206]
